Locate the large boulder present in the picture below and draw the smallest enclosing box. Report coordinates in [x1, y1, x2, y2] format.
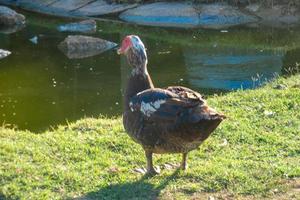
[119, 2, 259, 29]
[0, 6, 25, 26]
[71, 0, 137, 16]
[57, 19, 97, 33]
[0, 49, 11, 59]
[196, 3, 259, 29]
[58, 35, 117, 59]
[0, 0, 136, 17]
[119, 2, 200, 28]
[246, 3, 300, 27]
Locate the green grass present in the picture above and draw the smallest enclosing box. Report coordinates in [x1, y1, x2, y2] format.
[1, 75, 300, 200]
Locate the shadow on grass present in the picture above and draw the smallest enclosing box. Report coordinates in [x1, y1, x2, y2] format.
[74, 170, 181, 200]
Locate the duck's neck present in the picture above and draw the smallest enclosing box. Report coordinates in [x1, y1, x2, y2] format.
[124, 64, 154, 109]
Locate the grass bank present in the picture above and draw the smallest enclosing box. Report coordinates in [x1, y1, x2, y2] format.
[1, 75, 300, 200]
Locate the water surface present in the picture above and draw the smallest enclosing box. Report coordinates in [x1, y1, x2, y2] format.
[0, 12, 299, 131]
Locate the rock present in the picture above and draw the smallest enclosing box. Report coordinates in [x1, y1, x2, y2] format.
[58, 35, 117, 59]
[264, 110, 275, 117]
[50, 0, 95, 12]
[15, 0, 62, 16]
[0, 6, 25, 33]
[196, 3, 259, 29]
[0, 0, 137, 17]
[119, 2, 200, 28]
[119, 2, 258, 29]
[72, 0, 137, 16]
[246, 3, 260, 12]
[57, 19, 96, 33]
[245, 3, 300, 27]
[273, 84, 287, 90]
[0, 49, 11, 59]
[0, 6, 25, 26]
[29, 36, 38, 44]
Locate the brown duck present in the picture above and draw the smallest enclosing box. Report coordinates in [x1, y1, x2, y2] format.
[118, 35, 225, 175]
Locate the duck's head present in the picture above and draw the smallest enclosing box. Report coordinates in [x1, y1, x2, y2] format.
[118, 35, 147, 69]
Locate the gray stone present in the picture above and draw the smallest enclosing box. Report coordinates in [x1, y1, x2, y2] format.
[119, 2, 258, 29]
[273, 84, 287, 90]
[0, 49, 11, 59]
[72, 0, 137, 16]
[17, 0, 56, 13]
[29, 36, 38, 44]
[57, 20, 97, 33]
[58, 35, 117, 59]
[246, 4, 300, 27]
[16, 0, 57, 7]
[196, 3, 259, 29]
[245, 3, 260, 12]
[119, 2, 200, 28]
[0, 6, 25, 26]
[0, 0, 137, 17]
[49, 0, 95, 12]
[18, 0, 56, 6]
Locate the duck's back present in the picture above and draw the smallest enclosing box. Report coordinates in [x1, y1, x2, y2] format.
[123, 86, 225, 153]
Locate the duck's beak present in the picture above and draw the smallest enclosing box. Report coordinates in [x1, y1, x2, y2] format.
[117, 45, 128, 55]
[117, 47, 122, 55]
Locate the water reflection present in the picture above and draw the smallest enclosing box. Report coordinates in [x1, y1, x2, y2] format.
[184, 46, 284, 90]
[0, 27, 122, 131]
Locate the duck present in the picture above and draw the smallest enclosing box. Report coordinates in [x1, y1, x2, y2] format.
[118, 35, 225, 175]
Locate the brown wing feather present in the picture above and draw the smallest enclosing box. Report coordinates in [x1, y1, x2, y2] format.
[166, 86, 225, 119]
[165, 86, 203, 100]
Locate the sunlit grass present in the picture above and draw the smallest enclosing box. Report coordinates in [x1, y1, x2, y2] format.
[1, 75, 299, 199]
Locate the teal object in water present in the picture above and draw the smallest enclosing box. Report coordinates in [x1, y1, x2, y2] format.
[0, 49, 11, 59]
[57, 19, 96, 33]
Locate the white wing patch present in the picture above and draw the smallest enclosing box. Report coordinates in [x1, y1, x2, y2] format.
[129, 102, 134, 112]
[141, 100, 166, 117]
[129, 99, 166, 117]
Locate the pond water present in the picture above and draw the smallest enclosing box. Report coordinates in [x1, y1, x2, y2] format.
[0, 12, 299, 131]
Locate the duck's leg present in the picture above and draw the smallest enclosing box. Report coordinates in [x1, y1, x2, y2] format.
[180, 152, 188, 170]
[145, 150, 158, 175]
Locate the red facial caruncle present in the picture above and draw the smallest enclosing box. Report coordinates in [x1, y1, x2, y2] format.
[117, 35, 132, 55]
